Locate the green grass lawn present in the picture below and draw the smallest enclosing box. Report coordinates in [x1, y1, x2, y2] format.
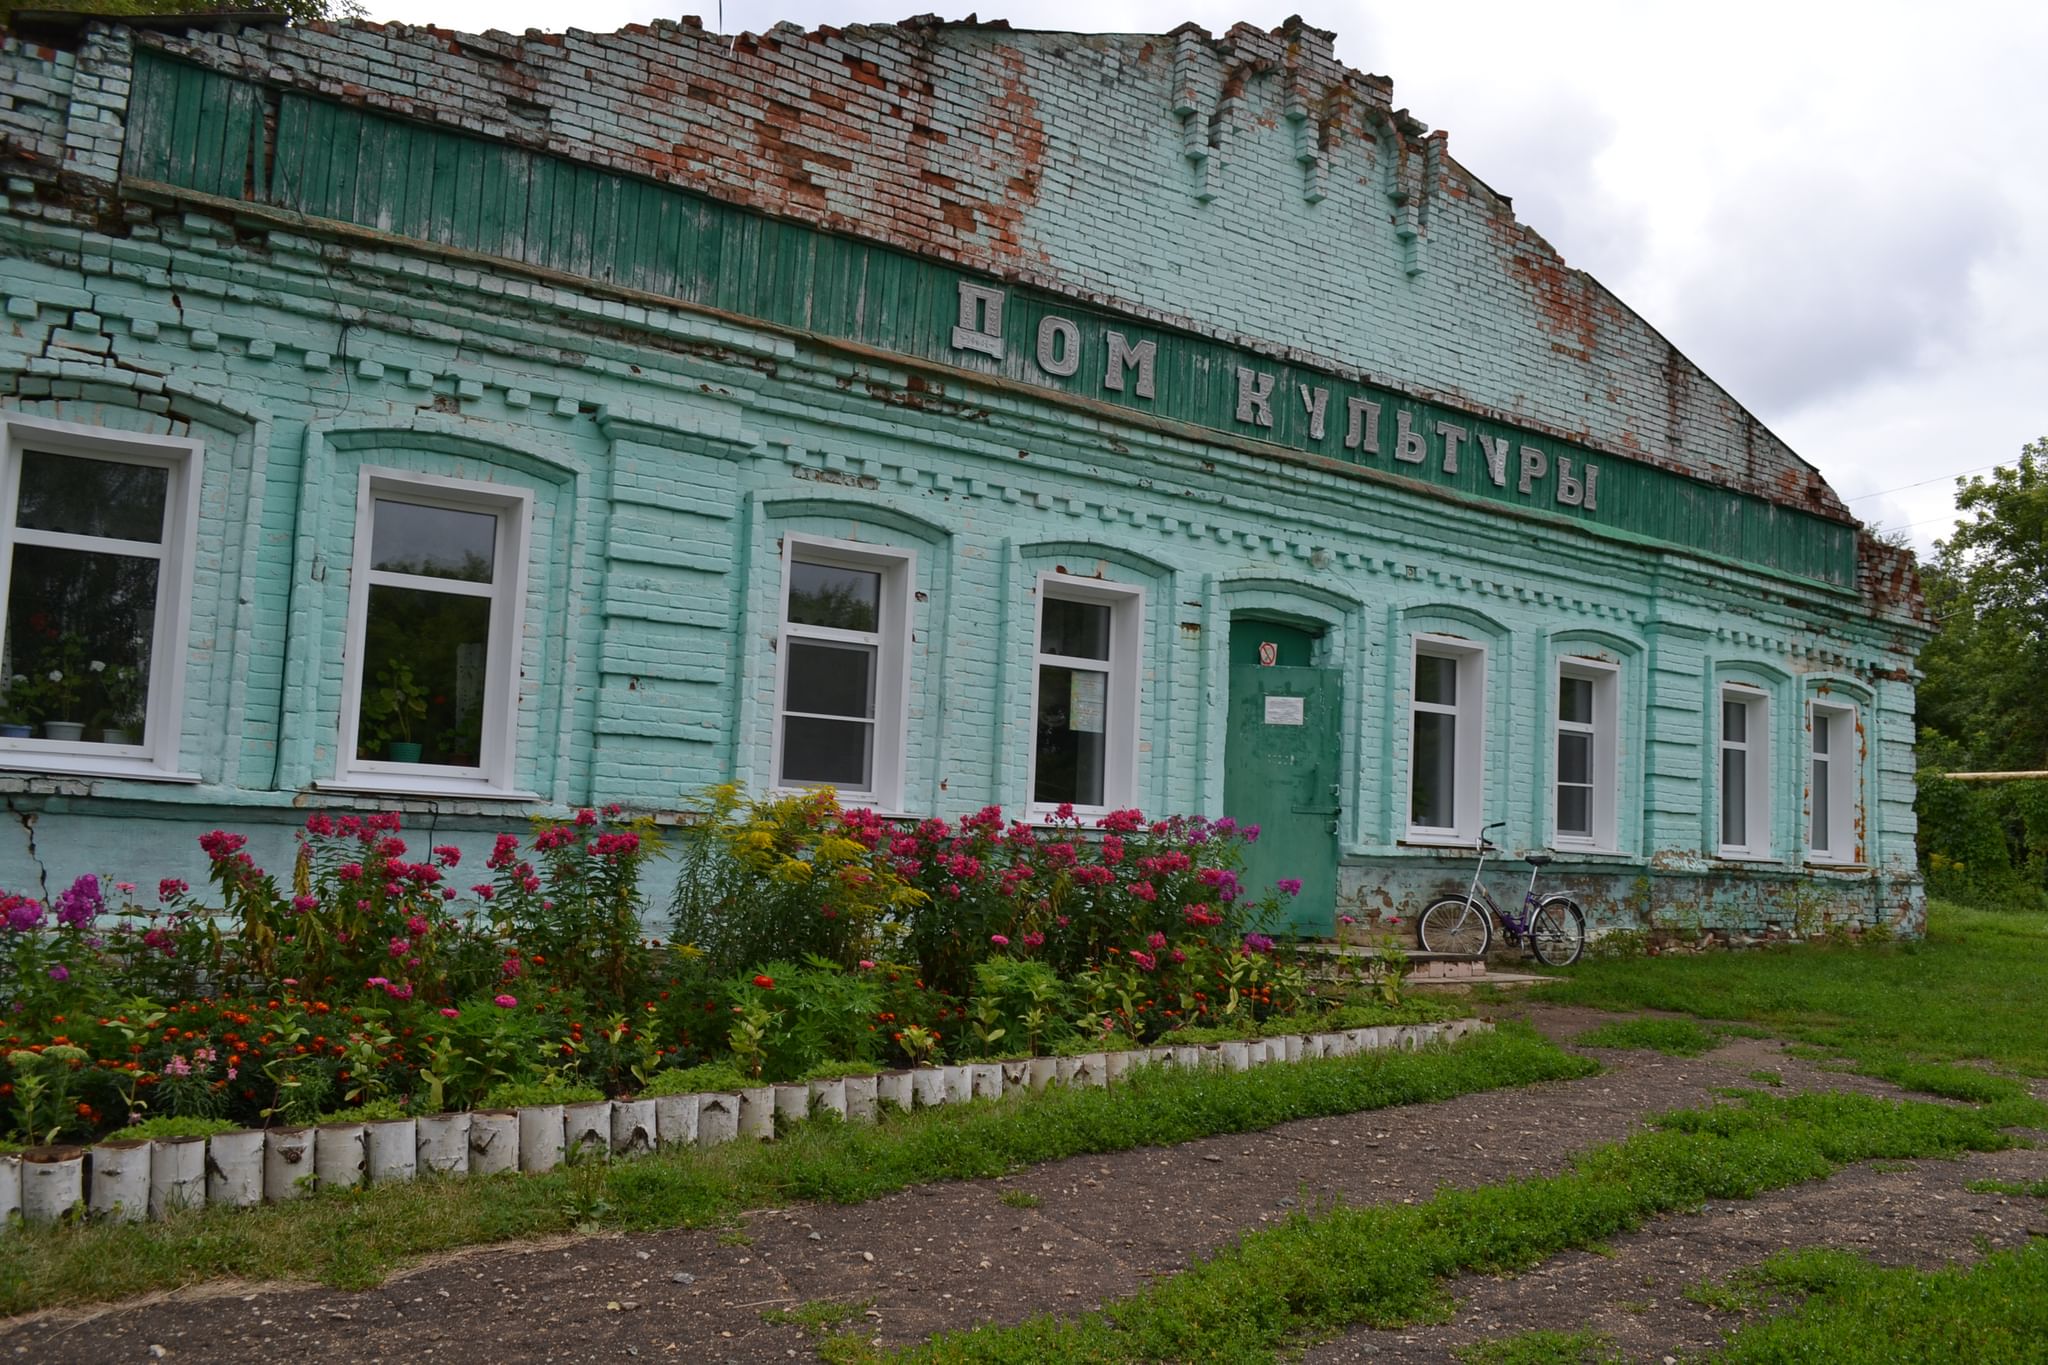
[835, 1089, 2025, 1364]
[1535, 903, 2048, 1101]
[0, 1025, 1592, 1315]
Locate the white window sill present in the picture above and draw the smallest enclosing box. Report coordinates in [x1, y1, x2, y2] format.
[1552, 842, 1628, 859]
[0, 756, 201, 784]
[1716, 850, 1781, 864]
[1805, 859, 1867, 872]
[315, 778, 542, 802]
[1400, 832, 1481, 849]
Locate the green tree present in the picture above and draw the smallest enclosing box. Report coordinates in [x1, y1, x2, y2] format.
[1916, 437, 2048, 907]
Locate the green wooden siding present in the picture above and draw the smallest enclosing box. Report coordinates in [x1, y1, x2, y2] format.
[121, 50, 1857, 589]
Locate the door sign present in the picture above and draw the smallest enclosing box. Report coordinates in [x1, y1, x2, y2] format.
[1258, 640, 1279, 667]
[1264, 695, 1306, 726]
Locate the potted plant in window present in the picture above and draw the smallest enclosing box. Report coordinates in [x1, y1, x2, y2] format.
[94, 662, 145, 745]
[37, 637, 89, 742]
[360, 662, 429, 763]
[0, 673, 34, 738]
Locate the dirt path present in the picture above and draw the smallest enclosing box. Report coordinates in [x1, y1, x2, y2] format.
[3, 1006, 2040, 1363]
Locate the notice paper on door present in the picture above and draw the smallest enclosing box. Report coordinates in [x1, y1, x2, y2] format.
[1264, 695, 1305, 726]
[1070, 670, 1107, 733]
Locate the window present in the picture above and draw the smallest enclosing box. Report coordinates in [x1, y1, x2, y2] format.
[338, 471, 530, 793]
[1718, 685, 1771, 858]
[773, 537, 913, 808]
[1555, 659, 1619, 850]
[1408, 636, 1485, 841]
[0, 415, 200, 778]
[1808, 701, 1859, 864]
[1029, 575, 1141, 814]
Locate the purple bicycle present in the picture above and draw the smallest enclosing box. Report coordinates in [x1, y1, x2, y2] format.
[1417, 821, 1586, 966]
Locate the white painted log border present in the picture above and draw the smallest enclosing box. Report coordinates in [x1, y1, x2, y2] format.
[1, 1019, 1489, 1228]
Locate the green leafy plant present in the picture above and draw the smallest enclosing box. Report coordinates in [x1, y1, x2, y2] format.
[358, 660, 428, 752]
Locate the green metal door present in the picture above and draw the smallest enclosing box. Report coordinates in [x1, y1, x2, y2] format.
[1224, 624, 1342, 937]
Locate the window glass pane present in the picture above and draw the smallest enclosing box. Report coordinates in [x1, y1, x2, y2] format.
[356, 584, 490, 766]
[1812, 756, 1832, 853]
[1558, 784, 1592, 838]
[784, 640, 877, 718]
[3, 543, 159, 741]
[1033, 662, 1107, 806]
[788, 560, 881, 632]
[1040, 596, 1111, 661]
[1721, 748, 1747, 848]
[369, 499, 497, 582]
[1722, 697, 1747, 744]
[1559, 673, 1593, 725]
[781, 715, 873, 788]
[1557, 730, 1591, 786]
[1416, 652, 1458, 707]
[1411, 710, 1456, 828]
[1813, 712, 1831, 756]
[16, 449, 168, 544]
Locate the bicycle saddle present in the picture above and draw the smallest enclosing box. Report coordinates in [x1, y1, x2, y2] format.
[1524, 852, 1554, 867]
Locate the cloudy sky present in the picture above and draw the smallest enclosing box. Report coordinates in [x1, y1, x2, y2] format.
[362, 0, 2046, 555]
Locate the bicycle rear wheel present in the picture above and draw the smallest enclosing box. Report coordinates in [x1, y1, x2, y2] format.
[1418, 897, 1492, 957]
[1530, 898, 1586, 967]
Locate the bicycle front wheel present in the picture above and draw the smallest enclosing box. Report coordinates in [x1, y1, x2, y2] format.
[1530, 898, 1586, 967]
[1418, 897, 1492, 957]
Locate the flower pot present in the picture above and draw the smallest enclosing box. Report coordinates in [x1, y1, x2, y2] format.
[772, 1084, 810, 1130]
[89, 1138, 152, 1222]
[0, 1151, 20, 1225]
[941, 1064, 973, 1105]
[1102, 1051, 1136, 1085]
[875, 1070, 914, 1113]
[263, 1128, 316, 1201]
[517, 1105, 565, 1172]
[206, 1129, 265, 1208]
[563, 1101, 611, 1158]
[416, 1113, 471, 1176]
[365, 1118, 418, 1185]
[737, 1086, 776, 1141]
[696, 1093, 740, 1147]
[843, 1074, 879, 1124]
[20, 1146, 84, 1225]
[1026, 1057, 1060, 1092]
[652, 1093, 699, 1148]
[468, 1111, 519, 1175]
[1000, 1060, 1031, 1095]
[910, 1068, 946, 1109]
[149, 1135, 208, 1217]
[610, 1099, 656, 1157]
[313, 1122, 366, 1190]
[98, 727, 134, 745]
[1219, 1041, 1251, 1072]
[41, 720, 84, 742]
[969, 1063, 1002, 1101]
[807, 1077, 848, 1121]
[0, 723, 30, 739]
[386, 740, 424, 763]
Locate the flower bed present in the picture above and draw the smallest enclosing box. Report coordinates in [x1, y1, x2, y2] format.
[0, 1015, 1488, 1226]
[1, 787, 1414, 1172]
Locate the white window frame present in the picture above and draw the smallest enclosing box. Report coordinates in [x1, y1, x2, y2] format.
[1807, 699, 1860, 866]
[1406, 634, 1487, 844]
[1026, 573, 1143, 819]
[1717, 684, 1772, 860]
[1553, 657, 1620, 853]
[333, 467, 532, 797]
[770, 534, 914, 811]
[0, 414, 201, 782]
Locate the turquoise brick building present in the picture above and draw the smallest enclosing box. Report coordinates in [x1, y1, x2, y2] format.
[0, 14, 1926, 939]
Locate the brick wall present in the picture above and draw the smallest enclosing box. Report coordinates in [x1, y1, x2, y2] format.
[136, 15, 1847, 523]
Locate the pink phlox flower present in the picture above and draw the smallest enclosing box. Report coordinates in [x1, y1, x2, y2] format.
[574, 807, 598, 826]
[989, 933, 1010, 948]
[494, 993, 518, 1008]
[1278, 878, 1304, 897]
[441, 1007, 460, 1019]
[486, 834, 521, 870]
[338, 862, 364, 880]
[158, 877, 189, 901]
[292, 894, 319, 914]
[407, 915, 430, 937]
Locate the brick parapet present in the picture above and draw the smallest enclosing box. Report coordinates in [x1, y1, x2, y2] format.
[109, 15, 1850, 528]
